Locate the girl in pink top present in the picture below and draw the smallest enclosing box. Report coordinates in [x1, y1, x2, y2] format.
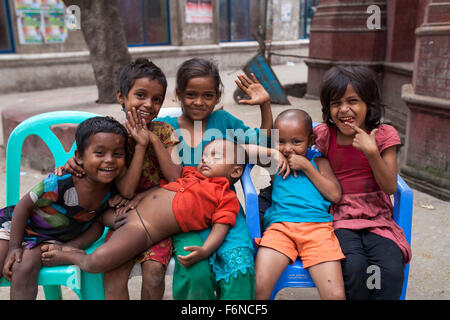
[314, 65, 411, 300]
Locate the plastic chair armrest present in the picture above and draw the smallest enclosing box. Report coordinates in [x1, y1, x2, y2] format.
[241, 164, 261, 240]
[393, 175, 413, 244]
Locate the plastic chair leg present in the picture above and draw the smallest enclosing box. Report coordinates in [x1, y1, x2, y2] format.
[79, 272, 105, 300]
[400, 264, 410, 300]
[43, 285, 63, 300]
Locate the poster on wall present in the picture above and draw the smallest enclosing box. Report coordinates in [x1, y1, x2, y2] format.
[17, 11, 43, 44]
[281, 1, 292, 22]
[185, 0, 213, 24]
[41, 0, 65, 11]
[15, 0, 67, 44]
[43, 12, 67, 43]
[14, 0, 41, 11]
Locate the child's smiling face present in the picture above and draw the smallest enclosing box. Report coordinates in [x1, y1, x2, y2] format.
[117, 77, 165, 125]
[329, 84, 368, 136]
[77, 132, 127, 184]
[275, 119, 312, 158]
[178, 76, 220, 121]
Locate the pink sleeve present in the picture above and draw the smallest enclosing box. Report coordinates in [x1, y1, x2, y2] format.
[313, 123, 331, 156]
[375, 124, 401, 153]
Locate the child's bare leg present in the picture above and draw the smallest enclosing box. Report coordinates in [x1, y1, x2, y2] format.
[308, 261, 346, 300]
[104, 259, 135, 300]
[255, 246, 290, 300]
[0, 239, 9, 278]
[141, 260, 165, 300]
[42, 220, 152, 273]
[10, 244, 45, 300]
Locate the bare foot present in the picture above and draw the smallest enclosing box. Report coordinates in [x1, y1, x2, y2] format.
[41, 243, 83, 253]
[41, 250, 74, 267]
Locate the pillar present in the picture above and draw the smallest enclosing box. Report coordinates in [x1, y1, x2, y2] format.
[401, 0, 450, 200]
[305, 0, 387, 98]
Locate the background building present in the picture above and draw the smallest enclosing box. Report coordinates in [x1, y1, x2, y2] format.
[305, 0, 449, 200]
[0, 0, 318, 94]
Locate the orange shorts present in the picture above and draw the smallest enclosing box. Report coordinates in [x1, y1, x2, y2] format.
[106, 229, 172, 268]
[255, 221, 345, 268]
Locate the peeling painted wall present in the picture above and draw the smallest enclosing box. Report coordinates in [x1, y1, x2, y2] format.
[270, 0, 300, 41]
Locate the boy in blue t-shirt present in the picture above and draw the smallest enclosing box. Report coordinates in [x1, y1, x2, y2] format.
[254, 109, 346, 300]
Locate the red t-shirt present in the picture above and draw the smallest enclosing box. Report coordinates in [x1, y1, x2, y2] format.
[162, 167, 240, 232]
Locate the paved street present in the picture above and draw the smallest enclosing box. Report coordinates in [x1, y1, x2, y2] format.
[0, 62, 448, 300]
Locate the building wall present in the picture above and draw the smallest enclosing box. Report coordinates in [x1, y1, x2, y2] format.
[0, 0, 308, 94]
[269, 0, 301, 40]
[6, 0, 88, 54]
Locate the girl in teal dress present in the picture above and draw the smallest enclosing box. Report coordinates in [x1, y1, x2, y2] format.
[155, 57, 273, 300]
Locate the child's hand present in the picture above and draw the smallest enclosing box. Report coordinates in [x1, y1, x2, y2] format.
[347, 123, 379, 157]
[112, 211, 129, 230]
[273, 150, 291, 179]
[235, 73, 270, 106]
[177, 246, 208, 267]
[2, 247, 23, 281]
[287, 154, 310, 177]
[108, 194, 130, 209]
[54, 158, 85, 177]
[147, 130, 160, 146]
[125, 108, 151, 148]
[114, 192, 147, 215]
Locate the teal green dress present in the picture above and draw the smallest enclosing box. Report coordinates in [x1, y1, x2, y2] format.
[156, 110, 268, 299]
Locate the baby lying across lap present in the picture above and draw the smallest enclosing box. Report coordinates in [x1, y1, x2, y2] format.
[41, 138, 247, 273]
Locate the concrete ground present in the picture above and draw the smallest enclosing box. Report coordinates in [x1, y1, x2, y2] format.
[0, 62, 448, 300]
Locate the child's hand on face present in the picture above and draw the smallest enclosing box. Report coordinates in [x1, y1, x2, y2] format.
[347, 123, 379, 157]
[235, 73, 270, 106]
[125, 107, 151, 148]
[177, 246, 208, 267]
[273, 150, 291, 179]
[287, 154, 309, 177]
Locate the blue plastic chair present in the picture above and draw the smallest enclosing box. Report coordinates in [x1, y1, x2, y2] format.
[241, 164, 413, 300]
[0, 111, 106, 299]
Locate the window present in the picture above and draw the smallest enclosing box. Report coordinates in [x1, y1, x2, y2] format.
[0, 0, 14, 53]
[299, 0, 319, 39]
[119, 0, 170, 46]
[220, 0, 262, 42]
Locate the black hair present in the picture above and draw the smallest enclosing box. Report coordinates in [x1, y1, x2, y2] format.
[118, 58, 168, 102]
[320, 65, 385, 131]
[274, 109, 313, 135]
[75, 116, 129, 160]
[176, 58, 223, 98]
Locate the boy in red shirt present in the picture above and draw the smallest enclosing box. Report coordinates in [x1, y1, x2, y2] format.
[41, 139, 247, 272]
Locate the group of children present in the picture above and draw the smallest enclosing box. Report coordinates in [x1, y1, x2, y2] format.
[0, 57, 411, 300]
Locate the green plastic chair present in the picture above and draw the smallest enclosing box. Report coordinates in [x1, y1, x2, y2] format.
[0, 110, 106, 299]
